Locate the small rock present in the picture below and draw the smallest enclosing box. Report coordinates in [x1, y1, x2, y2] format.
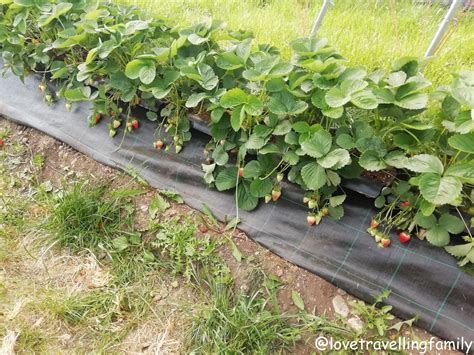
[337, 288, 347, 296]
[171, 280, 179, 288]
[332, 295, 349, 318]
[276, 268, 283, 277]
[347, 317, 364, 331]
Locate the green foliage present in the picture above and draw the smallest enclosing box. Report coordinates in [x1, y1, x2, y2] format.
[47, 182, 136, 251]
[0, 0, 472, 262]
[151, 217, 227, 281]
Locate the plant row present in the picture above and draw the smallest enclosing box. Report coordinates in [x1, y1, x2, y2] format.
[0, 0, 472, 266]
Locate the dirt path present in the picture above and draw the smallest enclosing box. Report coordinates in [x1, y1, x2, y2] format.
[0, 118, 459, 354]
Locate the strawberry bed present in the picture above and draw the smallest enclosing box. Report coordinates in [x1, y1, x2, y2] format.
[0, 2, 473, 268]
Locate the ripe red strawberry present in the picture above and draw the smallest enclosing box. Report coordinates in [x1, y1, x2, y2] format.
[370, 219, 379, 229]
[271, 189, 281, 201]
[381, 239, 391, 248]
[131, 119, 139, 129]
[400, 201, 410, 207]
[321, 207, 329, 216]
[155, 140, 164, 150]
[238, 167, 244, 177]
[307, 215, 316, 225]
[95, 113, 101, 124]
[0, 139, 4, 147]
[399, 232, 411, 243]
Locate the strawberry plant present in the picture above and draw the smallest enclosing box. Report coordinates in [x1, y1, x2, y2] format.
[0, 0, 472, 266]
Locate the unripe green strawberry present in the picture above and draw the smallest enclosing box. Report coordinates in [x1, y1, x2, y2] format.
[113, 120, 121, 129]
[265, 195, 272, 203]
[308, 199, 317, 209]
[175, 145, 182, 153]
[276, 173, 284, 182]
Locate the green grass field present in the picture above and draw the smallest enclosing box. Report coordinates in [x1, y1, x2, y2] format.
[117, 0, 473, 86]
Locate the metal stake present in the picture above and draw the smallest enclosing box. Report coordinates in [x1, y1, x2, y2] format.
[311, 0, 332, 37]
[424, 0, 463, 57]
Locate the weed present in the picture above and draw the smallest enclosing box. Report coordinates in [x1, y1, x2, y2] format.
[190, 270, 307, 353]
[151, 217, 229, 282]
[47, 182, 135, 252]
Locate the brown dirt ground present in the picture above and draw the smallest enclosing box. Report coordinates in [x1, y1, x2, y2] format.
[0, 117, 459, 354]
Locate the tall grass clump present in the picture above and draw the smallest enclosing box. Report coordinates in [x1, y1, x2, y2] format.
[47, 182, 134, 252]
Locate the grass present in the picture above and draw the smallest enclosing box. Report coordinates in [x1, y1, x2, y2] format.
[47, 182, 136, 252]
[190, 270, 309, 353]
[117, 0, 474, 86]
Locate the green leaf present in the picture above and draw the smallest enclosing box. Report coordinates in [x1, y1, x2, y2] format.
[426, 226, 450, 247]
[336, 134, 356, 150]
[418, 173, 462, 205]
[329, 194, 346, 207]
[202, 203, 219, 226]
[273, 120, 292, 135]
[301, 130, 332, 158]
[139, 61, 156, 84]
[216, 52, 243, 70]
[292, 121, 310, 133]
[325, 87, 350, 108]
[317, 148, 351, 169]
[149, 194, 170, 218]
[250, 179, 272, 198]
[402, 154, 444, 174]
[291, 290, 305, 311]
[186, 92, 208, 108]
[415, 213, 437, 228]
[445, 162, 474, 184]
[246, 134, 266, 150]
[38, 2, 73, 27]
[159, 189, 184, 204]
[351, 90, 378, 109]
[438, 214, 465, 234]
[237, 181, 259, 211]
[375, 195, 386, 208]
[301, 162, 326, 190]
[328, 205, 344, 220]
[220, 88, 248, 108]
[243, 160, 262, 178]
[64, 87, 91, 102]
[445, 243, 473, 258]
[448, 133, 474, 154]
[125, 59, 145, 80]
[230, 106, 245, 132]
[112, 236, 130, 252]
[212, 146, 229, 166]
[452, 86, 474, 106]
[420, 199, 436, 216]
[396, 93, 428, 110]
[359, 150, 387, 171]
[215, 168, 238, 191]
